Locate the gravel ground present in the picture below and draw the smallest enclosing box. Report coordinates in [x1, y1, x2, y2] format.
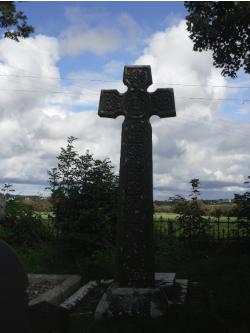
[27, 280, 59, 301]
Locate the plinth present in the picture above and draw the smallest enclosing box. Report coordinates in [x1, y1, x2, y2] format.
[94, 273, 181, 319]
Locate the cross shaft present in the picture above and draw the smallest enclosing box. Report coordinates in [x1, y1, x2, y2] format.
[99, 65, 176, 287]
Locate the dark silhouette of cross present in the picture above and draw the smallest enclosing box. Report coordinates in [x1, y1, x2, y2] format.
[99, 65, 176, 287]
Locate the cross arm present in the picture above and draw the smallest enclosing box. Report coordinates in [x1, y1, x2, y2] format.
[98, 90, 124, 119]
[150, 88, 176, 118]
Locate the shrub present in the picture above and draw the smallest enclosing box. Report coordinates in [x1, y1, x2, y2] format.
[48, 137, 118, 256]
[0, 198, 51, 247]
[174, 179, 210, 239]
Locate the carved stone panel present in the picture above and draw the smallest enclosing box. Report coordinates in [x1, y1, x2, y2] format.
[98, 65, 176, 289]
[98, 90, 123, 118]
[150, 88, 176, 118]
[123, 66, 152, 90]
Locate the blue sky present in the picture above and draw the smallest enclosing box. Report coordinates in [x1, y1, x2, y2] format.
[0, 1, 249, 199]
[18, 2, 186, 76]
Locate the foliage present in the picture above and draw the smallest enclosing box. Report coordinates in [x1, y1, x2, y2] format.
[0, 2, 34, 41]
[0, 197, 51, 247]
[173, 179, 210, 238]
[185, 1, 250, 78]
[234, 177, 250, 221]
[18, 196, 53, 213]
[1, 183, 15, 201]
[48, 137, 119, 256]
[203, 203, 236, 218]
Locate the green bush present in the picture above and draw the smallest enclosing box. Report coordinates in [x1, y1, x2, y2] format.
[234, 192, 250, 221]
[174, 179, 211, 239]
[0, 199, 51, 247]
[48, 137, 118, 257]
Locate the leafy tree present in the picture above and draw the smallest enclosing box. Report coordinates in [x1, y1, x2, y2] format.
[48, 137, 119, 256]
[1, 183, 15, 201]
[169, 194, 186, 214]
[189, 178, 201, 200]
[185, 2, 250, 78]
[234, 176, 250, 221]
[0, 2, 34, 41]
[0, 184, 50, 246]
[175, 178, 210, 239]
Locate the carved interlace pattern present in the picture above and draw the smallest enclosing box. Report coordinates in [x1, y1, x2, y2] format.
[150, 89, 176, 117]
[124, 91, 150, 119]
[99, 91, 122, 118]
[98, 66, 176, 287]
[123, 66, 152, 90]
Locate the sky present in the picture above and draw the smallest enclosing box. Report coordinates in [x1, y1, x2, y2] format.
[0, 1, 249, 199]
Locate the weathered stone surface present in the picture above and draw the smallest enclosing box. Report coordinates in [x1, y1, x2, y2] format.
[60, 280, 98, 311]
[155, 272, 176, 286]
[0, 240, 31, 333]
[98, 65, 176, 288]
[169, 279, 189, 306]
[28, 274, 81, 306]
[95, 286, 168, 320]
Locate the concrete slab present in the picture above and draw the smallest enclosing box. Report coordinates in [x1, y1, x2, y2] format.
[61, 281, 98, 310]
[95, 287, 168, 320]
[155, 272, 176, 287]
[28, 274, 81, 306]
[168, 279, 189, 306]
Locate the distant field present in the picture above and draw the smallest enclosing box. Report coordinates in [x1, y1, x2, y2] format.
[154, 212, 178, 220]
[154, 212, 237, 222]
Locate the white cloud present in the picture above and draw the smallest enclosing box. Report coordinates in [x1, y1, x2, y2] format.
[133, 20, 250, 199]
[59, 26, 121, 56]
[59, 7, 142, 57]
[0, 19, 249, 200]
[116, 13, 142, 50]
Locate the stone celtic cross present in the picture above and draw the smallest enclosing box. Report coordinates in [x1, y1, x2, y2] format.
[99, 65, 176, 288]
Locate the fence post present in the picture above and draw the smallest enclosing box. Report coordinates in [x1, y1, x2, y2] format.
[159, 215, 163, 239]
[217, 217, 220, 240]
[167, 219, 174, 238]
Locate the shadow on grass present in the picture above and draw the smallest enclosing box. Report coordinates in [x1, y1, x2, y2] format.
[16, 239, 250, 333]
[69, 310, 250, 333]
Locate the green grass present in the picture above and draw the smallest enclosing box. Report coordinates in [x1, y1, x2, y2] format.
[154, 212, 179, 220]
[154, 212, 238, 222]
[153, 214, 249, 239]
[68, 315, 228, 333]
[16, 243, 76, 274]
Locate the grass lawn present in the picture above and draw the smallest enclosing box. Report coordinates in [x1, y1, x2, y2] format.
[154, 212, 179, 220]
[154, 212, 238, 222]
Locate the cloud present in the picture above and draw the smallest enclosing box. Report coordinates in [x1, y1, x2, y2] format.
[133, 20, 250, 199]
[116, 13, 142, 51]
[0, 34, 124, 189]
[0, 19, 249, 200]
[59, 7, 142, 56]
[59, 26, 121, 56]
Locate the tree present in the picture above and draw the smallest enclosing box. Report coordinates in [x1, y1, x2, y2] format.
[175, 178, 210, 239]
[234, 176, 250, 221]
[185, 2, 250, 78]
[189, 178, 201, 200]
[0, 184, 49, 246]
[48, 137, 119, 256]
[0, 2, 34, 41]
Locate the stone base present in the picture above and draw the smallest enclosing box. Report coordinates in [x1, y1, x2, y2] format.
[94, 273, 188, 320]
[95, 287, 168, 320]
